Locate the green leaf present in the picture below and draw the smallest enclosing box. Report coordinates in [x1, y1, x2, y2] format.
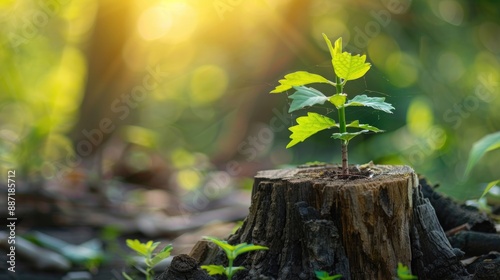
[480, 180, 500, 199]
[150, 247, 173, 267]
[397, 263, 418, 279]
[329, 94, 347, 109]
[287, 113, 336, 148]
[333, 51, 371, 81]
[288, 86, 329, 112]
[344, 95, 394, 113]
[160, 244, 173, 253]
[270, 71, 332, 93]
[346, 120, 383, 132]
[150, 241, 160, 252]
[227, 266, 246, 276]
[322, 34, 342, 58]
[332, 130, 370, 142]
[464, 131, 500, 177]
[201, 265, 226, 276]
[315, 270, 343, 280]
[122, 272, 134, 280]
[204, 236, 235, 259]
[233, 243, 268, 258]
[126, 239, 149, 257]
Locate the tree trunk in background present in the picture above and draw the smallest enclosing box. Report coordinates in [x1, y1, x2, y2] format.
[210, 0, 322, 168]
[70, 0, 136, 156]
[191, 164, 471, 280]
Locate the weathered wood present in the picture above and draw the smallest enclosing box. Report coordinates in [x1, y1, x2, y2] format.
[191, 164, 472, 279]
[468, 252, 500, 279]
[420, 178, 496, 233]
[410, 186, 471, 279]
[449, 231, 500, 257]
[155, 254, 213, 280]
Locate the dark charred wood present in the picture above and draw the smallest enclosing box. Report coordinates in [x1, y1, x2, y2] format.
[410, 186, 470, 280]
[449, 231, 500, 257]
[467, 252, 500, 279]
[420, 178, 496, 233]
[155, 254, 213, 280]
[191, 165, 473, 279]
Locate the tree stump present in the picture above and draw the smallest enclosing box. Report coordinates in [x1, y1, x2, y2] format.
[191, 164, 470, 280]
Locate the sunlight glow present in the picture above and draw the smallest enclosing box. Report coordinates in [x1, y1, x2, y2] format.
[407, 97, 434, 135]
[137, 5, 172, 40]
[137, 1, 198, 42]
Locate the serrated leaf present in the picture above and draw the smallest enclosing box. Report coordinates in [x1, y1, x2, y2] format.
[288, 86, 329, 112]
[332, 130, 370, 142]
[201, 265, 226, 276]
[287, 113, 336, 148]
[344, 95, 394, 113]
[270, 71, 332, 93]
[397, 263, 418, 279]
[329, 94, 347, 109]
[333, 51, 371, 81]
[464, 131, 500, 177]
[346, 120, 383, 132]
[322, 34, 342, 58]
[126, 239, 149, 257]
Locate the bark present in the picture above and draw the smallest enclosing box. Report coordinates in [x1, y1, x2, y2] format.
[155, 254, 213, 280]
[191, 164, 471, 279]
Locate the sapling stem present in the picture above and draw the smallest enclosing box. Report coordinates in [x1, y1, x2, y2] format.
[270, 35, 393, 175]
[228, 258, 234, 280]
[335, 76, 348, 175]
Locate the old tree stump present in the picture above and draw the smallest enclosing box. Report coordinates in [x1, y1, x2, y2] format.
[190, 164, 471, 279]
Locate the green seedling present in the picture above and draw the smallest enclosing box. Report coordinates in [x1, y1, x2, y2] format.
[464, 131, 500, 198]
[315, 270, 343, 280]
[201, 236, 268, 280]
[123, 239, 172, 280]
[397, 262, 418, 279]
[271, 34, 394, 175]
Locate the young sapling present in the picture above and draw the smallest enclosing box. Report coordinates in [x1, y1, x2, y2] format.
[270, 34, 394, 175]
[201, 236, 268, 280]
[123, 239, 172, 280]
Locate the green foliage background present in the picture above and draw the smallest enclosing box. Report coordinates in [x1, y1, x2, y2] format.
[1, 0, 499, 200]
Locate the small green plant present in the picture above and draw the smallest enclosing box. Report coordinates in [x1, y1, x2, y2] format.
[201, 236, 268, 280]
[397, 262, 418, 279]
[123, 239, 172, 280]
[464, 131, 500, 198]
[270, 34, 394, 175]
[315, 270, 343, 279]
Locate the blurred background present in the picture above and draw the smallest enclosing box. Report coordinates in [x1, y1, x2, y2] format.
[1, 0, 500, 199]
[0, 0, 500, 278]
[1, 0, 499, 200]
